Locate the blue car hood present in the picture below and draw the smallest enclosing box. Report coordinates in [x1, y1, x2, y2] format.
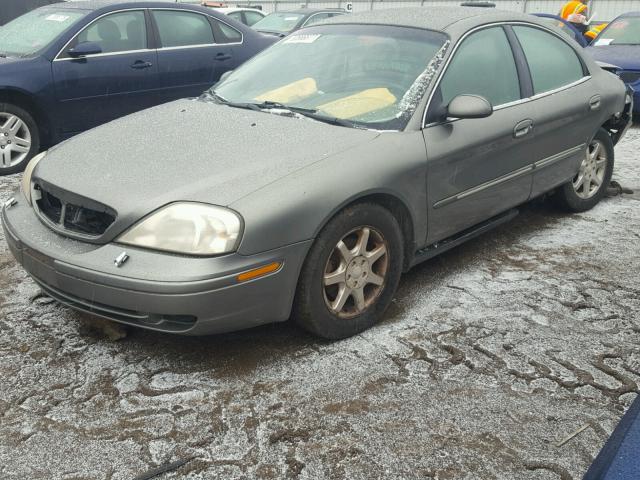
[587, 45, 640, 70]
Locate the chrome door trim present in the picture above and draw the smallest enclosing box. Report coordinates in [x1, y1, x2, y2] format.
[432, 144, 585, 209]
[421, 21, 591, 129]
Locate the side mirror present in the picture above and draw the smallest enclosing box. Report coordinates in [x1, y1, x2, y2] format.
[68, 41, 102, 58]
[447, 94, 493, 119]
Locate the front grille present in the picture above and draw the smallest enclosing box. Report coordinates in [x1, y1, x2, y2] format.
[619, 71, 640, 85]
[34, 184, 116, 237]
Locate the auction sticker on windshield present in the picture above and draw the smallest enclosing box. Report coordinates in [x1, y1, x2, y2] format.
[46, 14, 71, 22]
[284, 34, 321, 44]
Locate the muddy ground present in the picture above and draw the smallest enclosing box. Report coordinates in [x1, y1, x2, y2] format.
[0, 129, 639, 480]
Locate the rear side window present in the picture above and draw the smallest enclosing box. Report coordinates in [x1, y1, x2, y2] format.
[76, 11, 146, 54]
[212, 19, 242, 43]
[514, 26, 585, 94]
[153, 10, 214, 47]
[439, 27, 521, 108]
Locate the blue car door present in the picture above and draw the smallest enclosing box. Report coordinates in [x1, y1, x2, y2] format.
[52, 9, 158, 136]
[150, 9, 244, 102]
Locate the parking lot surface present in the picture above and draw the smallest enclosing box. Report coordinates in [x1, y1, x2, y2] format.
[1, 129, 639, 480]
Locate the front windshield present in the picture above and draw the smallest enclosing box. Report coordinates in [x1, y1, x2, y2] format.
[0, 8, 86, 57]
[252, 13, 305, 33]
[594, 17, 640, 45]
[211, 25, 449, 130]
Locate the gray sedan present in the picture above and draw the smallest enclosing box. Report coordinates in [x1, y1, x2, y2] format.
[2, 7, 632, 339]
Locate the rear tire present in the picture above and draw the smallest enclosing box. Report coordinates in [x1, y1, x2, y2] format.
[554, 128, 614, 212]
[0, 103, 40, 176]
[293, 203, 404, 340]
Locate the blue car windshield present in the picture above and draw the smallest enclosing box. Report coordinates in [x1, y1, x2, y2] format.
[211, 25, 449, 130]
[0, 8, 86, 57]
[595, 17, 640, 45]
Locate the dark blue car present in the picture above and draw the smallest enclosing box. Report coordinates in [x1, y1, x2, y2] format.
[0, 1, 277, 174]
[586, 12, 640, 114]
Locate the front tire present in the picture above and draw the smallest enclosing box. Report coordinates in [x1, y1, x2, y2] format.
[554, 128, 614, 212]
[293, 203, 404, 340]
[0, 103, 40, 176]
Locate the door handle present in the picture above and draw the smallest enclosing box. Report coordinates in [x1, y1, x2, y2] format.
[214, 53, 232, 61]
[513, 119, 534, 138]
[130, 60, 153, 70]
[589, 95, 601, 110]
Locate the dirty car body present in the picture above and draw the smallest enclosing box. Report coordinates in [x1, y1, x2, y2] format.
[2, 7, 632, 337]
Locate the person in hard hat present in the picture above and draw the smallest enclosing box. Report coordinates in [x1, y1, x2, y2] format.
[585, 22, 607, 42]
[559, 0, 589, 34]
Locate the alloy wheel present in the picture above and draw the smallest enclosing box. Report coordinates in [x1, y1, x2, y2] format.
[323, 226, 389, 318]
[573, 139, 607, 199]
[0, 112, 32, 169]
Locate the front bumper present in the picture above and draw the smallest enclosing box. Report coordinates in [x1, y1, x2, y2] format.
[2, 199, 312, 335]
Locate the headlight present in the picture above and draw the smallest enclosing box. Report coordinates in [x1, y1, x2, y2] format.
[21, 151, 46, 205]
[117, 203, 243, 255]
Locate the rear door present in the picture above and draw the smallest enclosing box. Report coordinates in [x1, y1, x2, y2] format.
[151, 9, 243, 102]
[52, 9, 158, 135]
[423, 26, 535, 243]
[512, 25, 601, 197]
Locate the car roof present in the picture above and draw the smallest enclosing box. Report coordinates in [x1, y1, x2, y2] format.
[271, 8, 345, 15]
[47, 1, 214, 12]
[323, 6, 537, 32]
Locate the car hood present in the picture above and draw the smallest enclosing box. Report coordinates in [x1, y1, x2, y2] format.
[35, 99, 379, 239]
[586, 45, 640, 70]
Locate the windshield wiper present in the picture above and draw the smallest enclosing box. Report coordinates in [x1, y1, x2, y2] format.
[202, 93, 357, 128]
[256, 101, 356, 127]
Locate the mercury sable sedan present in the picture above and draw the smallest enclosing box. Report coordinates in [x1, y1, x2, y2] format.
[2, 7, 632, 339]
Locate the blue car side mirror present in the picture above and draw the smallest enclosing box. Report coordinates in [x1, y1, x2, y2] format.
[68, 41, 103, 58]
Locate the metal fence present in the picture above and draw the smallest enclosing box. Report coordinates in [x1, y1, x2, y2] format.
[202, 0, 640, 20]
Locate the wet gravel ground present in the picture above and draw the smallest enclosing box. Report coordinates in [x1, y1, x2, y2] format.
[1, 129, 639, 480]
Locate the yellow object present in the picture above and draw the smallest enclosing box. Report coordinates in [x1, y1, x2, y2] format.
[585, 23, 607, 40]
[560, 1, 587, 20]
[318, 88, 397, 119]
[255, 78, 318, 104]
[237, 262, 282, 282]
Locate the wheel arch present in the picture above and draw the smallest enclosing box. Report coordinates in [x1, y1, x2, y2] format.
[312, 191, 418, 272]
[0, 88, 51, 148]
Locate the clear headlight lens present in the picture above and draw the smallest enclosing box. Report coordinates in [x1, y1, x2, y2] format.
[117, 203, 242, 255]
[21, 151, 46, 205]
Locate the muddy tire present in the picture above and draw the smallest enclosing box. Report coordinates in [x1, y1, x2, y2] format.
[293, 203, 404, 340]
[555, 128, 614, 212]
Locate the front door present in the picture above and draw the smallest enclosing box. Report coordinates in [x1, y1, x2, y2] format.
[423, 26, 535, 244]
[52, 10, 158, 136]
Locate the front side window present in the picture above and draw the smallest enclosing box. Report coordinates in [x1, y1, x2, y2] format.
[514, 26, 585, 94]
[212, 25, 448, 130]
[153, 11, 214, 48]
[76, 11, 146, 54]
[439, 27, 521, 108]
[251, 12, 304, 34]
[304, 13, 333, 27]
[244, 11, 264, 27]
[0, 8, 86, 57]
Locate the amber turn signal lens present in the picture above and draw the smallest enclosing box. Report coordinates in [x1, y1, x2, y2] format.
[236, 262, 282, 282]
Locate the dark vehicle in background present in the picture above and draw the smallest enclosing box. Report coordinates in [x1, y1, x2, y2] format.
[251, 8, 346, 37]
[3, 7, 631, 340]
[533, 13, 589, 47]
[586, 12, 640, 113]
[0, 0, 59, 26]
[213, 7, 266, 26]
[0, 1, 276, 175]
